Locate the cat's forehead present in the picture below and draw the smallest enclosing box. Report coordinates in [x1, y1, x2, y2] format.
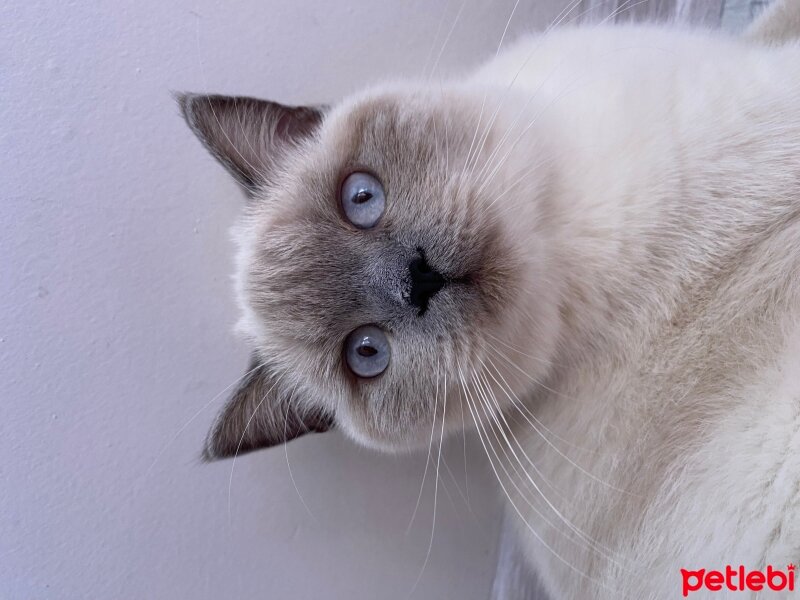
[323, 94, 436, 173]
[321, 88, 475, 170]
[330, 89, 442, 141]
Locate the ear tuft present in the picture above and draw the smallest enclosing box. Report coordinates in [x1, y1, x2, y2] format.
[176, 93, 325, 197]
[202, 355, 333, 462]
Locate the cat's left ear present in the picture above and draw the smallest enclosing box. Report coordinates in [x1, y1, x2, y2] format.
[177, 93, 325, 197]
[203, 354, 333, 461]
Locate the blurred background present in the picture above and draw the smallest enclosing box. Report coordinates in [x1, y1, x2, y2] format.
[1, 0, 765, 598]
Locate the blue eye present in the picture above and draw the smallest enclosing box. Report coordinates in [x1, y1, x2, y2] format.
[340, 172, 385, 229]
[345, 325, 390, 378]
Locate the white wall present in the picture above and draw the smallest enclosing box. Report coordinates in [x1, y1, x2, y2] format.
[1, 1, 567, 598]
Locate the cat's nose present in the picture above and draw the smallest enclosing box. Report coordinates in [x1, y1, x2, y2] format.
[407, 253, 445, 315]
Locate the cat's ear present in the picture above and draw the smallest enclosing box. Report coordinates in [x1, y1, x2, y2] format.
[203, 354, 333, 461]
[177, 93, 325, 197]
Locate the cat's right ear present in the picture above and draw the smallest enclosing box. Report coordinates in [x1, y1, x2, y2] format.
[176, 93, 325, 197]
[203, 354, 333, 461]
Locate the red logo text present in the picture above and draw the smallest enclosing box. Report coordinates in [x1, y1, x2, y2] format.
[681, 565, 795, 596]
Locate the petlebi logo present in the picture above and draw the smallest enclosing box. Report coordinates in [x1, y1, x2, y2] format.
[681, 565, 795, 596]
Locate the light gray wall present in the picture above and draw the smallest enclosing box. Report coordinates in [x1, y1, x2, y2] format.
[0, 1, 573, 598]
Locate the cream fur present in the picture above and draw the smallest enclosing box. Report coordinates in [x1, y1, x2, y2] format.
[466, 14, 800, 600]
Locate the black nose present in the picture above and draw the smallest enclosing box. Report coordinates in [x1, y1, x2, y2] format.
[408, 253, 445, 315]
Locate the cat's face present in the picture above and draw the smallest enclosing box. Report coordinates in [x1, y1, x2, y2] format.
[179, 86, 563, 458]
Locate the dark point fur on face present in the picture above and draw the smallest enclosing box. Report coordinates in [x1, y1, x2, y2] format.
[179, 86, 560, 458]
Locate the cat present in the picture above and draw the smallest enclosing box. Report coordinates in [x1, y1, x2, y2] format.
[178, 1, 800, 597]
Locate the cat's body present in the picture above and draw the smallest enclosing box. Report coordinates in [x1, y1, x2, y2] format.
[467, 24, 800, 598]
[179, 3, 800, 598]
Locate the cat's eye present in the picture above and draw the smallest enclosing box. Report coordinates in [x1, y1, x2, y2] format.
[340, 172, 385, 229]
[344, 325, 390, 378]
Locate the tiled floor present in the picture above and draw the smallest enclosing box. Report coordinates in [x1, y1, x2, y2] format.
[488, 1, 772, 598]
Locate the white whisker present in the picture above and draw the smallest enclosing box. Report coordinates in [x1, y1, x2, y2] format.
[456, 359, 617, 592]
[473, 358, 629, 565]
[408, 366, 448, 596]
[483, 343, 639, 497]
[227, 370, 287, 521]
[427, 0, 467, 81]
[142, 361, 262, 482]
[407, 356, 441, 533]
[283, 381, 316, 520]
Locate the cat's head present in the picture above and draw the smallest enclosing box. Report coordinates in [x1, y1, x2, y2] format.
[178, 85, 563, 459]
